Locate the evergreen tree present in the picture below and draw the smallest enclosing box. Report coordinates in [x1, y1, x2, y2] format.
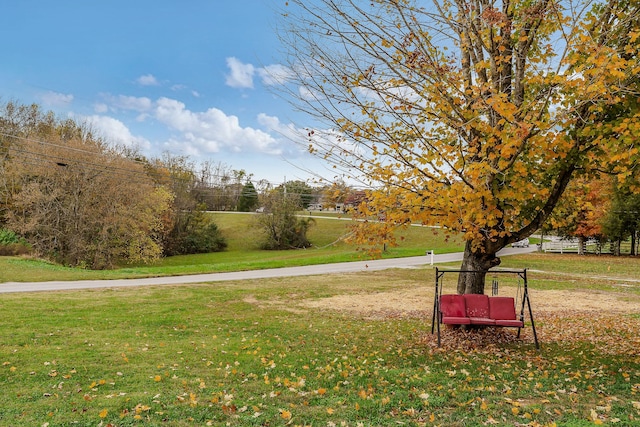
[237, 181, 259, 212]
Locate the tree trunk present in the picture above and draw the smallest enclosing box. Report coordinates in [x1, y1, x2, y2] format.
[457, 241, 502, 294]
[578, 236, 585, 255]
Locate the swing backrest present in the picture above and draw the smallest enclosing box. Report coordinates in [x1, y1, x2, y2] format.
[440, 294, 466, 317]
[464, 294, 490, 318]
[489, 297, 517, 320]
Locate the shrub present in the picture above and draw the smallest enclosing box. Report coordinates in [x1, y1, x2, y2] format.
[0, 229, 23, 245]
[163, 209, 228, 256]
[257, 192, 315, 250]
[0, 243, 32, 256]
[0, 229, 32, 255]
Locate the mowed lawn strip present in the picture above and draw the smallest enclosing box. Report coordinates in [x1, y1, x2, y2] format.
[0, 213, 466, 283]
[1, 260, 639, 426]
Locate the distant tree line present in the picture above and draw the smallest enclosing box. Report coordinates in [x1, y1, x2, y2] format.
[543, 175, 640, 256]
[0, 102, 365, 268]
[0, 102, 230, 268]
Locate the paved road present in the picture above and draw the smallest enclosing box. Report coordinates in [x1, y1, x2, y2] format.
[0, 247, 536, 294]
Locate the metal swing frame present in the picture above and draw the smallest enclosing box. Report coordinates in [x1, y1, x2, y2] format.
[430, 267, 540, 349]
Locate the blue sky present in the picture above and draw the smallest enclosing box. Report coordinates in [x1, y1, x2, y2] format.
[1, 1, 325, 185]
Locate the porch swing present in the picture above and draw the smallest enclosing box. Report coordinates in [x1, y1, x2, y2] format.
[430, 268, 540, 349]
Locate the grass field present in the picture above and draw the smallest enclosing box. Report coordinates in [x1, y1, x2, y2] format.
[0, 212, 465, 283]
[0, 254, 639, 426]
[1, 214, 639, 426]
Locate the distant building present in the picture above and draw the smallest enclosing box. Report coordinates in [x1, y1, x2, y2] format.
[343, 190, 367, 212]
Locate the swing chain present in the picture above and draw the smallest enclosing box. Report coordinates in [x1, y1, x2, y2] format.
[515, 277, 522, 309]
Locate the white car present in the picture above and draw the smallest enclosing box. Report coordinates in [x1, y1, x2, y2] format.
[512, 238, 530, 248]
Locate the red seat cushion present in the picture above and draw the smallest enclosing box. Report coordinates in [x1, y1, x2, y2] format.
[469, 317, 496, 325]
[489, 297, 517, 320]
[442, 316, 471, 325]
[464, 294, 490, 318]
[440, 295, 466, 318]
[495, 319, 524, 327]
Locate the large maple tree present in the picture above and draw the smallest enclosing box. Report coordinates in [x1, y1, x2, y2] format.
[280, 0, 639, 293]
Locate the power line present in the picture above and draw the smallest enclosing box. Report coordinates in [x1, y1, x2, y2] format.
[6, 150, 156, 187]
[0, 130, 309, 188]
[3, 151, 332, 199]
[1, 130, 370, 194]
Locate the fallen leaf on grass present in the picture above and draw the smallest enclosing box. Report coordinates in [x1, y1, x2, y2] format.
[419, 311, 640, 356]
[484, 416, 499, 425]
[280, 409, 292, 420]
[221, 404, 236, 415]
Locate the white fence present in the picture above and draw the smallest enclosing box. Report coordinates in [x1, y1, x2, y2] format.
[542, 240, 580, 253]
[542, 239, 636, 255]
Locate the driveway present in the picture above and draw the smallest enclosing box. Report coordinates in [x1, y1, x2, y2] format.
[0, 247, 535, 294]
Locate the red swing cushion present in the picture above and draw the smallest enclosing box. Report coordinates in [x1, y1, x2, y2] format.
[464, 294, 495, 325]
[489, 297, 524, 327]
[440, 294, 470, 325]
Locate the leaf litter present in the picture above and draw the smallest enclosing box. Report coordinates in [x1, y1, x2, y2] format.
[258, 284, 640, 354]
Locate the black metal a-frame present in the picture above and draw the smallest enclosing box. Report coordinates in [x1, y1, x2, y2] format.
[430, 268, 539, 349]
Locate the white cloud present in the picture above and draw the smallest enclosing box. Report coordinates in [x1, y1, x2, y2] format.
[258, 64, 294, 86]
[258, 113, 303, 144]
[84, 115, 151, 150]
[136, 74, 159, 86]
[169, 84, 200, 98]
[299, 85, 322, 101]
[87, 94, 313, 163]
[257, 113, 330, 161]
[226, 58, 294, 89]
[135, 113, 150, 122]
[257, 113, 282, 131]
[40, 91, 74, 107]
[101, 94, 153, 113]
[225, 57, 255, 89]
[154, 97, 282, 155]
[94, 103, 109, 113]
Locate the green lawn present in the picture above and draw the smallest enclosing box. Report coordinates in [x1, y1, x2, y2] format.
[0, 261, 639, 426]
[1, 212, 639, 425]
